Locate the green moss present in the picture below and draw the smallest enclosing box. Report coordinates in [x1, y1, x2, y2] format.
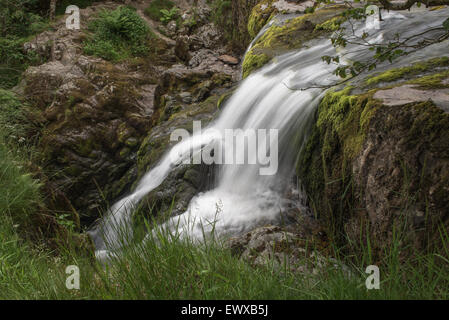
[217, 89, 235, 110]
[314, 16, 346, 32]
[247, 0, 278, 38]
[119, 147, 131, 158]
[406, 70, 449, 89]
[242, 6, 345, 78]
[242, 52, 271, 79]
[73, 136, 97, 157]
[317, 88, 381, 160]
[366, 57, 449, 86]
[296, 87, 382, 241]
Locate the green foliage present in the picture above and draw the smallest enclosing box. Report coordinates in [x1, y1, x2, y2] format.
[0, 143, 41, 233]
[1, 215, 449, 299]
[0, 0, 48, 37]
[0, 145, 41, 226]
[84, 6, 154, 61]
[0, 0, 49, 88]
[159, 7, 179, 24]
[0, 89, 41, 227]
[366, 57, 449, 85]
[144, 0, 175, 21]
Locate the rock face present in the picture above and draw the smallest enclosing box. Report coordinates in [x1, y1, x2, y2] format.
[297, 57, 449, 257]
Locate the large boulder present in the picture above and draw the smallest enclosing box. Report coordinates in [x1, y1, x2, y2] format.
[16, 56, 160, 225]
[297, 56, 449, 258]
[225, 225, 346, 275]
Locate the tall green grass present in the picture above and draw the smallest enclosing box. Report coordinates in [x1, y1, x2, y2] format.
[1, 209, 449, 299]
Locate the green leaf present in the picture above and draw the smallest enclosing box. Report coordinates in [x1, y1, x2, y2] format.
[443, 18, 449, 31]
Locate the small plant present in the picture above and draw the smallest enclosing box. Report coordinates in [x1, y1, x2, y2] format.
[55, 213, 76, 231]
[159, 7, 179, 24]
[144, 0, 175, 21]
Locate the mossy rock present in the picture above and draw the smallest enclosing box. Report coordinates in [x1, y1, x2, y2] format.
[365, 56, 449, 87]
[243, 5, 346, 78]
[247, 0, 279, 39]
[297, 63, 449, 258]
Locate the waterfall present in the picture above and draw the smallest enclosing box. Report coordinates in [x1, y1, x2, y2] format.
[88, 7, 449, 260]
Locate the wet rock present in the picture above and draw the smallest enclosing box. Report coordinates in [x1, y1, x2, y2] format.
[179, 91, 193, 104]
[134, 94, 225, 219]
[166, 20, 178, 36]
[243, 5, 346, 78]
[189, 23, 223, 50]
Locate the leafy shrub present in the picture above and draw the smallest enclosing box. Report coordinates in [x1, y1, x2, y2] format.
[84, 6, 154, 61]
[160, 7, 179, 24]
[144, 0, 175, 21]
[0, 0, 48, 37]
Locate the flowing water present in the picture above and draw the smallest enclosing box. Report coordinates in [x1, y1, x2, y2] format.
[89, 7, 449, 260]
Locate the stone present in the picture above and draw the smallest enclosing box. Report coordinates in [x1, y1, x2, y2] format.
[225, 225, 345, 275]
[373, 84, 449, 112]
[272, 0, 315, 12]
[218, 55, 240, 65]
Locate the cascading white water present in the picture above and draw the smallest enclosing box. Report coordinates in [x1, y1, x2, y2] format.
[89, 7, 449, 259]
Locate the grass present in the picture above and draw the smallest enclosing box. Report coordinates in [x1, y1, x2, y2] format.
[1, 204, 449, 299]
